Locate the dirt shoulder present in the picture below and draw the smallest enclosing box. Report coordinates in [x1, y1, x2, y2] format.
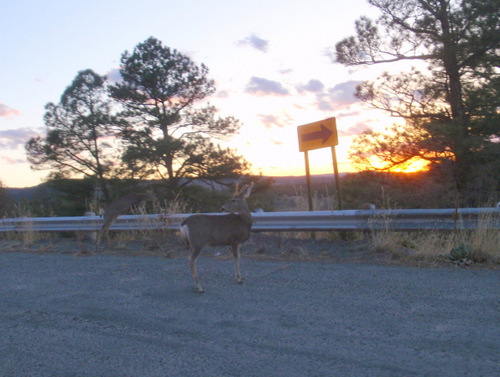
[1, 232, 496, 269]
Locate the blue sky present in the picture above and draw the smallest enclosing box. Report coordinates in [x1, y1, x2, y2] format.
[0, 0, 393, 187]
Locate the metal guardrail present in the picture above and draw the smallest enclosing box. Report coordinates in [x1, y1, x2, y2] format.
[0, 208, 499, 233]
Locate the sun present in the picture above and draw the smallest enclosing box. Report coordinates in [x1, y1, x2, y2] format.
[389, 157, 431, 173]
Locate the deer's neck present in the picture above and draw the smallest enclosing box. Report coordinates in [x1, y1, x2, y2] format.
[234, 203, 253, 228]
[239, 210, 253, 227]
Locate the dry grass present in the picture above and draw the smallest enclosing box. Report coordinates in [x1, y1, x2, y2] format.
[107, 196, 188, 254]
[271, 188, 499, 263]
[371, 218, 500, 266]
[356, 191, 500, 266]
[467, 211, 500, 263]
[0, 203, 49, 247]
[274, 186, 337, 212]
[271, 186, 346, 240]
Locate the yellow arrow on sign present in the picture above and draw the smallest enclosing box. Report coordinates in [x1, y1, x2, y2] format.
[297, 117, 338, 152]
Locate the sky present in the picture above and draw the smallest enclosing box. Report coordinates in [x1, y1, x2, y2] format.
[0, 0, 398, 188]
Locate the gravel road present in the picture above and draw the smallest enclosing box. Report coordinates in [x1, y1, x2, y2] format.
[1, 251, 499, 377]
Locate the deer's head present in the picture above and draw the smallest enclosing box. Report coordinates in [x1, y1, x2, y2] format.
[221, 182, 254, 214]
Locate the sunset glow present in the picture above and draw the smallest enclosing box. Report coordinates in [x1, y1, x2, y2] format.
[357, 155, 432, 174]
[1, 0, 392, 187]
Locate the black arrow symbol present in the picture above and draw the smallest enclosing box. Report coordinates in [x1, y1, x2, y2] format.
[301, 124, 333, 144]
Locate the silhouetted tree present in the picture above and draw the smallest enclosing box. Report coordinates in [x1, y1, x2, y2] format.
[111, 37, 249, 190]
[335, 0, 500, 203]
[25, 69, 119, 200]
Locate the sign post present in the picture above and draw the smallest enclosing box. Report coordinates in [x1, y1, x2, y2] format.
[297, 117, 342, 211]
[303, 150, 314, 211]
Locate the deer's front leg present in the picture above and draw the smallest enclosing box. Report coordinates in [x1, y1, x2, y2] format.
[188, 250, 204, 293]
[231, 244, 243, 284]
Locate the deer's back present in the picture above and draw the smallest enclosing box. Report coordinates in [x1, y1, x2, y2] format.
[104, 193, 152, 220]
[182, 213, 252, 248]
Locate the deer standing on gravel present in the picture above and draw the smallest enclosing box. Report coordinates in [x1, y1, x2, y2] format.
[96, 192, 155, 246]
[180, 182, 254, 293]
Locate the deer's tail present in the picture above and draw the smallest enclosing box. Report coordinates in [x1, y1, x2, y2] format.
[179, 223, 190, 247]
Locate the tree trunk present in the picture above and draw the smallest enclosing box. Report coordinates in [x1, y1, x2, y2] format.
[439, 2, 469, 196]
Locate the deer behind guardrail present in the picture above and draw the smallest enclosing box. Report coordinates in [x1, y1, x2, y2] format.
[96, 192, 155, 246]
[180, 182, 254, 293]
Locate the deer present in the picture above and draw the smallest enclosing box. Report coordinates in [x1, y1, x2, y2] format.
[96, 191, 155, 246]
[180, 182, 254, 293]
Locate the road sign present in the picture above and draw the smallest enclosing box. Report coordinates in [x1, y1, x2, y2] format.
[297, 117, 338, 152]
[297, 117, 342, 212]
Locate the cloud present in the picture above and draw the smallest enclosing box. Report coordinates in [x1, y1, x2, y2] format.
[1, 155, 27, 164]
[0, 128, 42, 149]
[315, 80, 362, 111]
[338, 122, 371, 137]
[258, 114, 293, 129]
[106, 68, 122, 84]
[237, 34, 269, 52]
[336, 109, 363, 118]
[0, 103, 21, 118]
[259, 114, 278, 129]
[246, 77, 289, 96]
[297, 79, 325, 93]
[259, 114, 282, 129]
[328, 81, 362, 105]
[214, 89, 230, 98]
[316, 94, 335, 111]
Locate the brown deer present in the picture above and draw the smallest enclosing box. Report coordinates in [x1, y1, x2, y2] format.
[96, 192, 155, 246]
[180, 182, 254, 293]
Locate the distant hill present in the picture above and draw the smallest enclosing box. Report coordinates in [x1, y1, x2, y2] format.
[4, 174, 349, 203]
[271, 174, 348, 186]
[6, 186, 44, 202]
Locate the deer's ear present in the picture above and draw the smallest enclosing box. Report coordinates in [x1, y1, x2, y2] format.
[242, 182, 254, 198]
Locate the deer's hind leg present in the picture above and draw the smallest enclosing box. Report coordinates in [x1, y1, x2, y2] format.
[188, 247, 204, 293]
[96, 215, 117, 247]
[231, 244, 243, 284]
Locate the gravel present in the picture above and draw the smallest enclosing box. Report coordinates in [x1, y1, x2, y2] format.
[1, 237, 499, 377]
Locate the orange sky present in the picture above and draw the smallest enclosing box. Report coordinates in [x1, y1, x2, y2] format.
[0, 0, 401, 187]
